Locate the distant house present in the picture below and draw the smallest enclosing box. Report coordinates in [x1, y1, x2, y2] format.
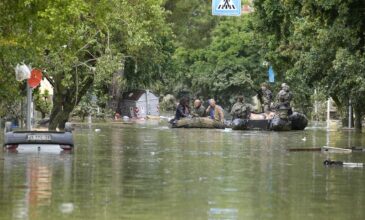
[120, 90, 159, 118]
[39, 77, 54, 97]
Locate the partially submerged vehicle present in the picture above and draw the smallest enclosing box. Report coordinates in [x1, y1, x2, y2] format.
[3, 122, 74, 151]
[232, 112, 308, 131]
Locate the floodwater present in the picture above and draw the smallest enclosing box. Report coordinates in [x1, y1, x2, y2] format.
[0, 121, 364, 220]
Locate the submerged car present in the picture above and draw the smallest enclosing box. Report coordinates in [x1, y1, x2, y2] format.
[3, 122, 74, 151]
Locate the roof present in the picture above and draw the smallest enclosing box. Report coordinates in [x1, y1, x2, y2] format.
[122, 90, 157, 101]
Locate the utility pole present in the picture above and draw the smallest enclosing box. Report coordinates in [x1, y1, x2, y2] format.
[326, 98, 331, 130]
[314, 89, 318, 121]
[145, 90, 149, 115]
[348, 99, 352, 128]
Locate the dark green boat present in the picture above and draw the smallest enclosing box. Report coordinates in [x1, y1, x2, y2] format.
[231, 112, 308, 131]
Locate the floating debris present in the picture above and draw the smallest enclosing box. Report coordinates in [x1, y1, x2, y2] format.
[288, 146, 365, 153]
[324, 160, 363, 168]
[322, 146, 352, 153]
[287, 148, 321, 152]
[59, 203, 74, 214]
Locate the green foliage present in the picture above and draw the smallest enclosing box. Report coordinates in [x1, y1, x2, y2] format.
[164, 0, 218, 49]
[33, 89, 52, 119]
[0, 0, 173, 128]
[72, 90, 96, 121]
[0, 4, 29, 117]
[170, 15, 267, 107]
[2, 0, 364, 130]
[72, 89, 114, 121]
[253, 0, 365, 126]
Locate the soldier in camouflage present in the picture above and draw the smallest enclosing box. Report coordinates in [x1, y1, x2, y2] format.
[258, 82, 273, 113]
[275, 83, 293, 118]
[230, 96, 250, 120]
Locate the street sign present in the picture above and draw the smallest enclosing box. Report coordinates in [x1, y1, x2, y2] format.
[212, 0, 241, 16]
[28, 69, 43, 88]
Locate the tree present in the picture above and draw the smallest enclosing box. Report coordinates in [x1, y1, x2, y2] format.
[0, 0, 173, 130]
[171, 15, 267, 107]
[0, 0, 29, 118]
[33, 89, 52, 119]
[164, 0, 218, 49]
[253, 0, 365, 130]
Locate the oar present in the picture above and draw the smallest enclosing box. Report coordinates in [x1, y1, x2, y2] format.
[322, 146, 352, 153]
[287, 148, 321, 152]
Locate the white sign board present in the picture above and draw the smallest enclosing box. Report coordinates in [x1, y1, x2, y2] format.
[212, 0, 241, 16]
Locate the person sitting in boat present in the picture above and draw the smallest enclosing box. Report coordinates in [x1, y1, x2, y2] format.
[275, 83, 293, 118]
[258, 82, 273, 113]
[230, 96, 250, 120]
[174, 96, 191, 121]
[206, 99, 224, 123]
[191, 99, 206, 117]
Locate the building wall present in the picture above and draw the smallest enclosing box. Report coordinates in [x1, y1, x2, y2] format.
[39, 79, 54, 96]
[120, 91, 159, 118]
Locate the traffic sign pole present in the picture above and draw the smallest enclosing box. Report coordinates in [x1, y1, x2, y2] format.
[26, 81, 33, 130]
[26, 68, 42, 130]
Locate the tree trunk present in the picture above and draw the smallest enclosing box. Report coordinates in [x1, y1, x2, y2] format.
[48, 75, 93, 130]
[342, 106, 354, 128]
[354, 107, 362, 132]
[49, 95, 63, 130]
[49, 105, 74, 130]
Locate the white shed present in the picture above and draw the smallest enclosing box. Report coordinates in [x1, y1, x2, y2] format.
[120, 90, 159, 118]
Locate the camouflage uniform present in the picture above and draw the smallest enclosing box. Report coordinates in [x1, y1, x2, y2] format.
[276, 89, 293, 108]
[276, 86, 293, 119]
[191, 105, 206, 117]
[261, 88, 273, 112]
[230, 101, 250, 119]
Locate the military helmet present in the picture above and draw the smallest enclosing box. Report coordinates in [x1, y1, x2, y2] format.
[261, 82, 268, 87]
[281, 83, 290, 91]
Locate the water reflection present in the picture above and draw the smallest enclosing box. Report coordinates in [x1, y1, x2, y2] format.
[1, 149, 73, 220]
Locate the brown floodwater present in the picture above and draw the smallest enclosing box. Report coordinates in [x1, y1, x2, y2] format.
[0, 121, 364, 220]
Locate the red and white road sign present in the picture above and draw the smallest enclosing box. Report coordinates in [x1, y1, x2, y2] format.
[28, 69, 43, 88]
